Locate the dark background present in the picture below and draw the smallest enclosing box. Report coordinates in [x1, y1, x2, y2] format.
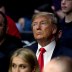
[0, 0, 52, 22]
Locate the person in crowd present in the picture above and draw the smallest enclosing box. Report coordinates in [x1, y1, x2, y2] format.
[0, 11, 23, 72]
[0, 3, 21, 38]
[16, 17, 25, 33]
[60, 0, 72, 49]
[34, 3, 65, 20]
[29, 12, 72, 72]
[8, 48, 40, 72]
[43, 56, 72, 72]
[16, 17, 31, 32]
[51, 0, 65, 20]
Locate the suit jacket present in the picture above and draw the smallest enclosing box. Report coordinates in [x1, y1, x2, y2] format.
[28, 41, 72, 59]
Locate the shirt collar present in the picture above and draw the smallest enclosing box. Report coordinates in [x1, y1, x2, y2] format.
[38, 40, 56, 53]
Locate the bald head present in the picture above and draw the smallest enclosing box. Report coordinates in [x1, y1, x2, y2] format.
[43, 56, 72, 72]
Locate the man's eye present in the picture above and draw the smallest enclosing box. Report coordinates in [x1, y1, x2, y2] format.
[41, 22, 47, 25]
[41, 22, 46, 24]
[32, 23, 37, 26]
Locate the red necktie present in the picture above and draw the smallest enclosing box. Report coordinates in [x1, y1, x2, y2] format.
[38, 48, 46, 72]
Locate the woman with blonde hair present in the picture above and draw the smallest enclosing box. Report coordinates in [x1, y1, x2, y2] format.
[8, 48, 40, 72]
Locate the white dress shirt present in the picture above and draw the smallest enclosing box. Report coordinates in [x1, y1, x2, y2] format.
[36, 40, 56, 68]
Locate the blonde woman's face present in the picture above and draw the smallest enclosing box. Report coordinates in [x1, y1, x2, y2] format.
[12, 56, 32, 72]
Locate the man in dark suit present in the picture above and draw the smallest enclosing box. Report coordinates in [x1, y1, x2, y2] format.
[29, 12, 72, 71]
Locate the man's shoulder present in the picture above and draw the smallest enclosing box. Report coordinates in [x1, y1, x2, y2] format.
[54, 45, 72, 58]
[60, 47, 72, 54]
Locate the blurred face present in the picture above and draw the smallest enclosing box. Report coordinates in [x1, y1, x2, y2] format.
[43, 60, 64, 72]
[12, 56, 32, 72]
[0, 14, 5, 39]
[61, 0, 72, 13]
[18, 18, 25, 27]
[0, 6, 5, 14]
[32, 16, 57, 41]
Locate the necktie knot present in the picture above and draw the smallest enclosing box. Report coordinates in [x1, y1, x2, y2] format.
[40, 48, 46, 54]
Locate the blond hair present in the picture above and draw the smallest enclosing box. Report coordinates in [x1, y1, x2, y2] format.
[32, 12, 57, 25]
[8, 48, 40, 72]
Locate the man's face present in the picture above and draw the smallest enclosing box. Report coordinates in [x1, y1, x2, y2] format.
[32, 16, 57, 41]
[0, 14, 5, 38]
[61, 0, 72, 13]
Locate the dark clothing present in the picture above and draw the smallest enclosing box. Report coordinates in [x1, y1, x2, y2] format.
[60, 18, 72, 49]
[52, 44, 72, 58]
[0, 35, 23, 72]
[28, 41, 72, 58]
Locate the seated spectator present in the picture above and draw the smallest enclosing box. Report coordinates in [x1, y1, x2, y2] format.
[0, 11, 23, 72]
[59, 0, 72, 49]
[16, 17, 31, 33]
[43, 56, 72, 72]
[24, 17, 31, 31]
[0, 3, 21, 38]
[16, 17, 25, 33]
[29, 12, 72, 72]
[8, 48, 40, 72]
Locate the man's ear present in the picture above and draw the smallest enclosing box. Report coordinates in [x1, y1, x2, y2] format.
[58, 30, 62, 38]
[52, 25, 57, 34]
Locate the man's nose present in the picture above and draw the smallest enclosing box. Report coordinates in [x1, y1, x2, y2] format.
[36, 23, 41, 30]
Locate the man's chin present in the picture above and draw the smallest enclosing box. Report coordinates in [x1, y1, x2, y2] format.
[35, 36, 43, 39]
[35, 37, 45, 41]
